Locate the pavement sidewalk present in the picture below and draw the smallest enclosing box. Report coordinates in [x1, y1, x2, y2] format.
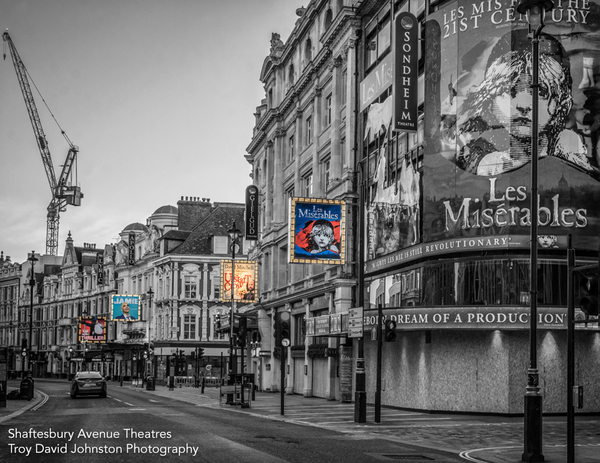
[2, 378, 599, 463]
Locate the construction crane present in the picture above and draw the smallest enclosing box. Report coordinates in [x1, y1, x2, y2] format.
[3, 30, 83, 256]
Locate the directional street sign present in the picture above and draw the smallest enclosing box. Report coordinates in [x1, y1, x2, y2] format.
[348, 307, 364, 338]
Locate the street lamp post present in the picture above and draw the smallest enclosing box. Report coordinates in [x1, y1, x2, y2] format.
[147, 287, 155, 380]
[227, 221, 241, 387]
[515, 0, 554, 461]
[68, 346, 73, 379]
[27, 251, 38, 377]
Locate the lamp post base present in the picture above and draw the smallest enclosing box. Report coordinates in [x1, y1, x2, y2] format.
[522, 393, 544, 462]
[354, 363, 367, 423]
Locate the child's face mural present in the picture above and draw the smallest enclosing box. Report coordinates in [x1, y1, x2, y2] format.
[538, 235, 557, 248]
[312, 226, 333, 249]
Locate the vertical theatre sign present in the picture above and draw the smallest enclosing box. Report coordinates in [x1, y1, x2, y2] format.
[393, 11, 418, 132]
[128, 233, 136, 265]
[245, 185, 259, 240]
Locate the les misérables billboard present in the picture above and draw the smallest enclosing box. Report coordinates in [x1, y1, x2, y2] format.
[289, 198, 346, 264]
[423, 0, 600, 254]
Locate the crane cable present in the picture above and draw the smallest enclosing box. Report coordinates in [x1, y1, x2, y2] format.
[3, 34, 75, 149]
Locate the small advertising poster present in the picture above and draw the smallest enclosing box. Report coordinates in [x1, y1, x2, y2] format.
[289, 197, 346, 264]
[220, 260, 257, 302]
[339, 345, 353, 403]
[78, 316, 107, 343]
[111, 294, 140, 321]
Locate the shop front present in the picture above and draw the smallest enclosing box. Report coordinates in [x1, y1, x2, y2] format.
[363, 258, 600, 414]
[359, 0, 600, 414]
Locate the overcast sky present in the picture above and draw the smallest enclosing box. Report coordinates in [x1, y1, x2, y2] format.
[1, 0, 299, 264]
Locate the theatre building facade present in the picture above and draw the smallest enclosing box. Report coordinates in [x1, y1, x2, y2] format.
[360, 0, 600, 414]
[248, 0, 600, 414]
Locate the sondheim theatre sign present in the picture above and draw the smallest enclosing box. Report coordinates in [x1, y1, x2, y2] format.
[393, 11, 418, 132]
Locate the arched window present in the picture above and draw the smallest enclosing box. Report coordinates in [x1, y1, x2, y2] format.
[305, 38, 312, 63]
[325, 8, 333, 29]
[288, 64, 295, 85]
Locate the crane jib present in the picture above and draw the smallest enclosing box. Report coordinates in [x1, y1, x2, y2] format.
[3, 31, 83, 256]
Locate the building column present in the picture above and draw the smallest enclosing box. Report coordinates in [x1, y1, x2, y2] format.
[283, 303, 292, 394]
[292, 109, 303, 285]
[294, 108, 302, 194]
[312, 90, 321, 195]
[331, 57, 343, 183]
[269, 308, 279, 391]
[264, 140, 274, 224]
[327, 292, 337, 401]
[344, 37, 357, 179]
[274, 129, 285, 223]
[302, 298, 313, 397]
[256, 308, 270, 392]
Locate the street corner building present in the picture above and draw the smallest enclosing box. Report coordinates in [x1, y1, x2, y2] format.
[242, 0, 600, 415]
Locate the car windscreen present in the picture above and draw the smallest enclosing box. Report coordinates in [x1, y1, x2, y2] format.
[76, 373, 103, 380]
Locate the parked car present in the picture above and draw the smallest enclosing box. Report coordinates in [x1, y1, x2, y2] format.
[70, 371, 107, 398]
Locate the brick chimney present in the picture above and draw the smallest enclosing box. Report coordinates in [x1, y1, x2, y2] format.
[177, 196, 212, 231]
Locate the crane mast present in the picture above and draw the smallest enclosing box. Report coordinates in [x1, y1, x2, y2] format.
[3, 30, 83, 256]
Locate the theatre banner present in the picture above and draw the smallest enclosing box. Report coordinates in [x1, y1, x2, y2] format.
[111, 295, 140, 321]
[365, 95, 421, 262]
[364, 307, 599, 331]
[79, 316, 107, 343]
[220, 260, 257, 302]
[289, 198, 346, 264]
[423, 0, 600, 253]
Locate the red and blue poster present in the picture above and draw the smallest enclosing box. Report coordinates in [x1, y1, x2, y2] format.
[289, 197, 346, 264]
[79, 316, 107, 343]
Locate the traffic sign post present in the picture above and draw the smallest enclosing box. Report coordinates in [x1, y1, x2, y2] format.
[348, 307, 364, 338]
